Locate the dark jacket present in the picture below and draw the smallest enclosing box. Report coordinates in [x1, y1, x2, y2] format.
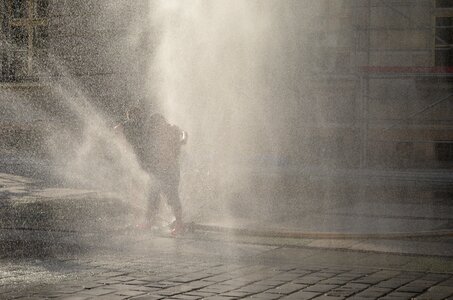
[120, 118, 186, 178]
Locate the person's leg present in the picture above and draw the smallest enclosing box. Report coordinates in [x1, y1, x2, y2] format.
[163, 183, 182, 222]
[162, 174, 184, 234]
[145, 179, 161, 227]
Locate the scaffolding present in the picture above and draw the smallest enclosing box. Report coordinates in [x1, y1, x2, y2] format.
[351, 0, 453, 169]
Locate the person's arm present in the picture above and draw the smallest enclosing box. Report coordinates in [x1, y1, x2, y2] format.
[114, 123, 123, 132]
[170, 125, 188, 145]
[114, 122, 125, 135]
[180, 130, 188, 145]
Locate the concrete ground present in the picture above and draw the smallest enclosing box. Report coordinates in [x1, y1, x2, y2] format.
[1, 170, 453, 299]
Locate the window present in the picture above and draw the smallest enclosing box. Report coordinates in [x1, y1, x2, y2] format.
[435, 17, 453, 66]
[1, 0, 49, 82]
[435, 142, 453, 161]
[434, 0, 453, 67]
[436, 0, 453, 8]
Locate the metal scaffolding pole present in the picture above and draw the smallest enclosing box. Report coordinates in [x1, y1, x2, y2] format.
[359, 0, 372, 169]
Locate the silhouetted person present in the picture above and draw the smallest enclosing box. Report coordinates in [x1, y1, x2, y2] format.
[116, 107, 188, 235]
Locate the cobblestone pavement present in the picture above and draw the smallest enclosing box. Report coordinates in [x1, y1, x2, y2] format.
[1, 233, 453, 300]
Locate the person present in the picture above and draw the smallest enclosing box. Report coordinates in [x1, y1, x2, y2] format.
[117, 106, 188, 235]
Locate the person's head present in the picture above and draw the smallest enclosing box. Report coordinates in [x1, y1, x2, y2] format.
[149, 113, 167, 128]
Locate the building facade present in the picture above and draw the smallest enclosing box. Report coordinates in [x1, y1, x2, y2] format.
[0, 0, 150, 155]
[299, 0, 453, 170]
[0, 0, 452, 170]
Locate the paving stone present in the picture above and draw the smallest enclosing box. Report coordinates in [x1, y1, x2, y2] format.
[266, 283, 306, 295]
[80, 282, 105, 289]
[419, 273, 451, 282]
[114, 290, 147, 297]
[336, 273, 365, 280]
[325, 291, 356, 298]
[377, 277, 414, 289]
[396, 280, 434, 293]
[280, 291, 320, 300]
[168, 294, 202, 300]
[293, 276, 325, 285]
[326, 283, 369, 298]
[196, 284, 234, 294]
[412, 276, 443, 286]
[416, 285, 453, 300]
[101, 283, 135, 290]
[324, 269, 351, 274]
[220, 278, 252, 286]
[315, 271, 343, 277]
[185, 291, 217, 298]
[157, 282, 209, 296]
[230, 266, 269, 277]
[242, 272, 277, 281]
[220, 290, 252, 297]
[287, 269, 313, 276]
[95, 295, 128, 300]
[160, 280, 185, 285]
[347, 269, 377, 276]
[233, 284, 272, 294]
[225, 280, 257, 287]
[146, 282, 180, 288]
[202, 274, 234, 282]
[129, 296, 164, 300]
[125, 286, 159, 292]
[342, 283, 370, 290]
[352, 276, 389, 285]
[53, 286, 87, 294]
[303, 284, 339, 293]
[270, 273, 303, 281]
[33, 293, 63, 299]
[396, 272, 424, 279]
[380, 291, 418, 300]
[170, 274, 212, 283]
[57, 296, 92, 300]
[112, 276, 137, 282]
[243, 292, 282, 299]
[79, 287, 116, 296]
[318, 277, 352, 285]
[125, 280, 152, 285]
[255, 280, 287, 287]
[311, 296, 345, 300]
[353, 288, 392, 298]
[438, 278, 453, 287]
[203, 296, 238, 300]
[100, 271, 129, 278]
[97, 279, 123, 285]
[271, 266, 297, 272]
[141, 276, 171, 282]
[0, 292, 23, 299]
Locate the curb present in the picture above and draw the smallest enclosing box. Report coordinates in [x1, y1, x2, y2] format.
[191, 223, 453, 240]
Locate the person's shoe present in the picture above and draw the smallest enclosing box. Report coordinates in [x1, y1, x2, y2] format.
[170, 221, 185, 236]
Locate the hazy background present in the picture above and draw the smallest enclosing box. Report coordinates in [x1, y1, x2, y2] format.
[1, 0, 452, 232]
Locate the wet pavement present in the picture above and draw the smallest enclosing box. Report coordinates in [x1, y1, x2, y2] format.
[1, 233, 453, 300]
[1, 171, 453, 299]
